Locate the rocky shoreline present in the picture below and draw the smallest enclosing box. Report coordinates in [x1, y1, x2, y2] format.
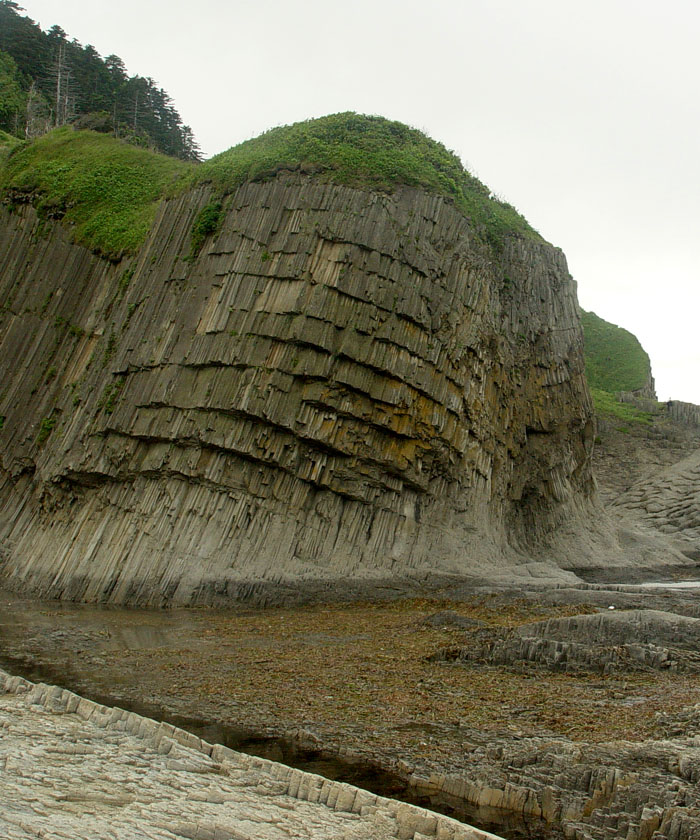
[0, 667, 502, 840]
[4, 582, 700, 839]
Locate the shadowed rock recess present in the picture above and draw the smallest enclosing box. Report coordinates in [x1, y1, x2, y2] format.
[0, 134, 687, 604]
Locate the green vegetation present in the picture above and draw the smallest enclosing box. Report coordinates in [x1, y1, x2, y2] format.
[580, 310, 652, 394]
[1, 114, 541, 258]
[189, 200, 223, 257]
[54, 315, 85, 337]
[0, 127, 21, 163]
[36, 413, 56, 444]
[117, 267, 135, 298]
[0, 49, 25, 135]
[589, 387, 655, 426]
[581, 310, 661, 427]
[193, 113, 540, 249]
[0, 127, 190, 257]
[102, 330, 118, 365]
[99, 378, 125, 414]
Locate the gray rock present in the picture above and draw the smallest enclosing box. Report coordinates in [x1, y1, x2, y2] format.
[431, 609, 700, 673]
[0, 175, 639, 606]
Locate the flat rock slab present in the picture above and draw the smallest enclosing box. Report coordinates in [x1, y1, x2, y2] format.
[0, 670, 499, 840]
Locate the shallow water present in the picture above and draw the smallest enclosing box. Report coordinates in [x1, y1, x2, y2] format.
[637, 580, 700, 589]
[0, 647, 557, 840]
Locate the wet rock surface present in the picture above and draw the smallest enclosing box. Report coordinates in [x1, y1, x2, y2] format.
[4, 583, 700, 839]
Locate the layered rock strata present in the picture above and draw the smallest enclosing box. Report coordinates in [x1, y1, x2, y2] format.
[430, 609, 700, 673]
[0, 175, 684, 604]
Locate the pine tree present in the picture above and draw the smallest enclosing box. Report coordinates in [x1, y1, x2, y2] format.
[0, 2, 201, 159]
[0, 50, 26, 134]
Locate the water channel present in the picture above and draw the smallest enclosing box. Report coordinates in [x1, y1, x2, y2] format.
[0, 588, 563, 840]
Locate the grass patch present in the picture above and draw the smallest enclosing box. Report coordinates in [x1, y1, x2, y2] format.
[590, 388, 657, 426]
[1, 114, 541, 258]
[189, 200, 223, 257]
[0, 127, 191, 258]
[192, 112, 541, 249]
[0, 129, 22, 164]
[36, 413, 57, 444]
[581, 310, 651, 394]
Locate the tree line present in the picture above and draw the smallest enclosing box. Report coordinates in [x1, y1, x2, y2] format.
[0, 0, 201, 160]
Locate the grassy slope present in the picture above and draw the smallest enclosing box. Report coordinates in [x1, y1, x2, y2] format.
[194, 112, 541, 247]
[0, 114, 540, 257]
[0, 128, 21, 164]
[0, 127, 190, 257]
[580, 309, 652, 393]
[580, 310, 657, 426]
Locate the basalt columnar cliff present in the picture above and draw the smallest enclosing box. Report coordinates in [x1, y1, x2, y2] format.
[0, 115, 689, 605]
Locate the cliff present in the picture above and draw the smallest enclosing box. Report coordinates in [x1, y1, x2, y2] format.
[0, 120, 689, 605]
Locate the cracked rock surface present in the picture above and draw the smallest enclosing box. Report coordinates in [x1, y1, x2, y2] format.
[0, 670, 495, 840]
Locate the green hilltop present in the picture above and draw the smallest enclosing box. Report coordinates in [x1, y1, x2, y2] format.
[0, 113, 540, 258]
[580, 309, 657, 426]
[580, 310, 652, 394]
[193, 112, 541, 247]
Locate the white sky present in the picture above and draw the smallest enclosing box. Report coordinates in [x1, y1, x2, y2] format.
[17, 0, 700, 403]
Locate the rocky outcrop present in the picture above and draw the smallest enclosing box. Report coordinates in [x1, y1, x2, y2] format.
[0, 669, 501, 840]
[405, 733, 700, 840]
[0, 174, 690, 604]
[430, 609, 700, 673]
[667, 400, 700, 428]
[612, 449, 700, 560]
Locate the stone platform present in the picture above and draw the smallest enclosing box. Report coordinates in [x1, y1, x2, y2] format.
[0, 669, 501, 840]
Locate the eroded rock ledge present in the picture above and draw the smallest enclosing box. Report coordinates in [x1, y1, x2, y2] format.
[430, 609, 700, 673]
[0, 175, 687, 604]
[0, 668, 499, 840]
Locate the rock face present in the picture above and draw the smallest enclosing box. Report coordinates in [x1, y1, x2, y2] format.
[613, 449, 700, 560]
[0, 174, 682, 604]
[431, 609, 700, 673]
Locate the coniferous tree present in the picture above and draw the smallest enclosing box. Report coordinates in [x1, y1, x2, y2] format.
[0, 0, 201, 159]
[0, 50, 26, 133]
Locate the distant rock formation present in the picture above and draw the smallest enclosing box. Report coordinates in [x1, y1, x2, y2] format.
[0, 174, 691, 604]
[667, 400, 700, 428]
[430, 609, 700, 673]
[613, 449, 700, 560]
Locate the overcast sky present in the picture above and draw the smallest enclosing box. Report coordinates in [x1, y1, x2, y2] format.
[18, 0, 700, 403]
